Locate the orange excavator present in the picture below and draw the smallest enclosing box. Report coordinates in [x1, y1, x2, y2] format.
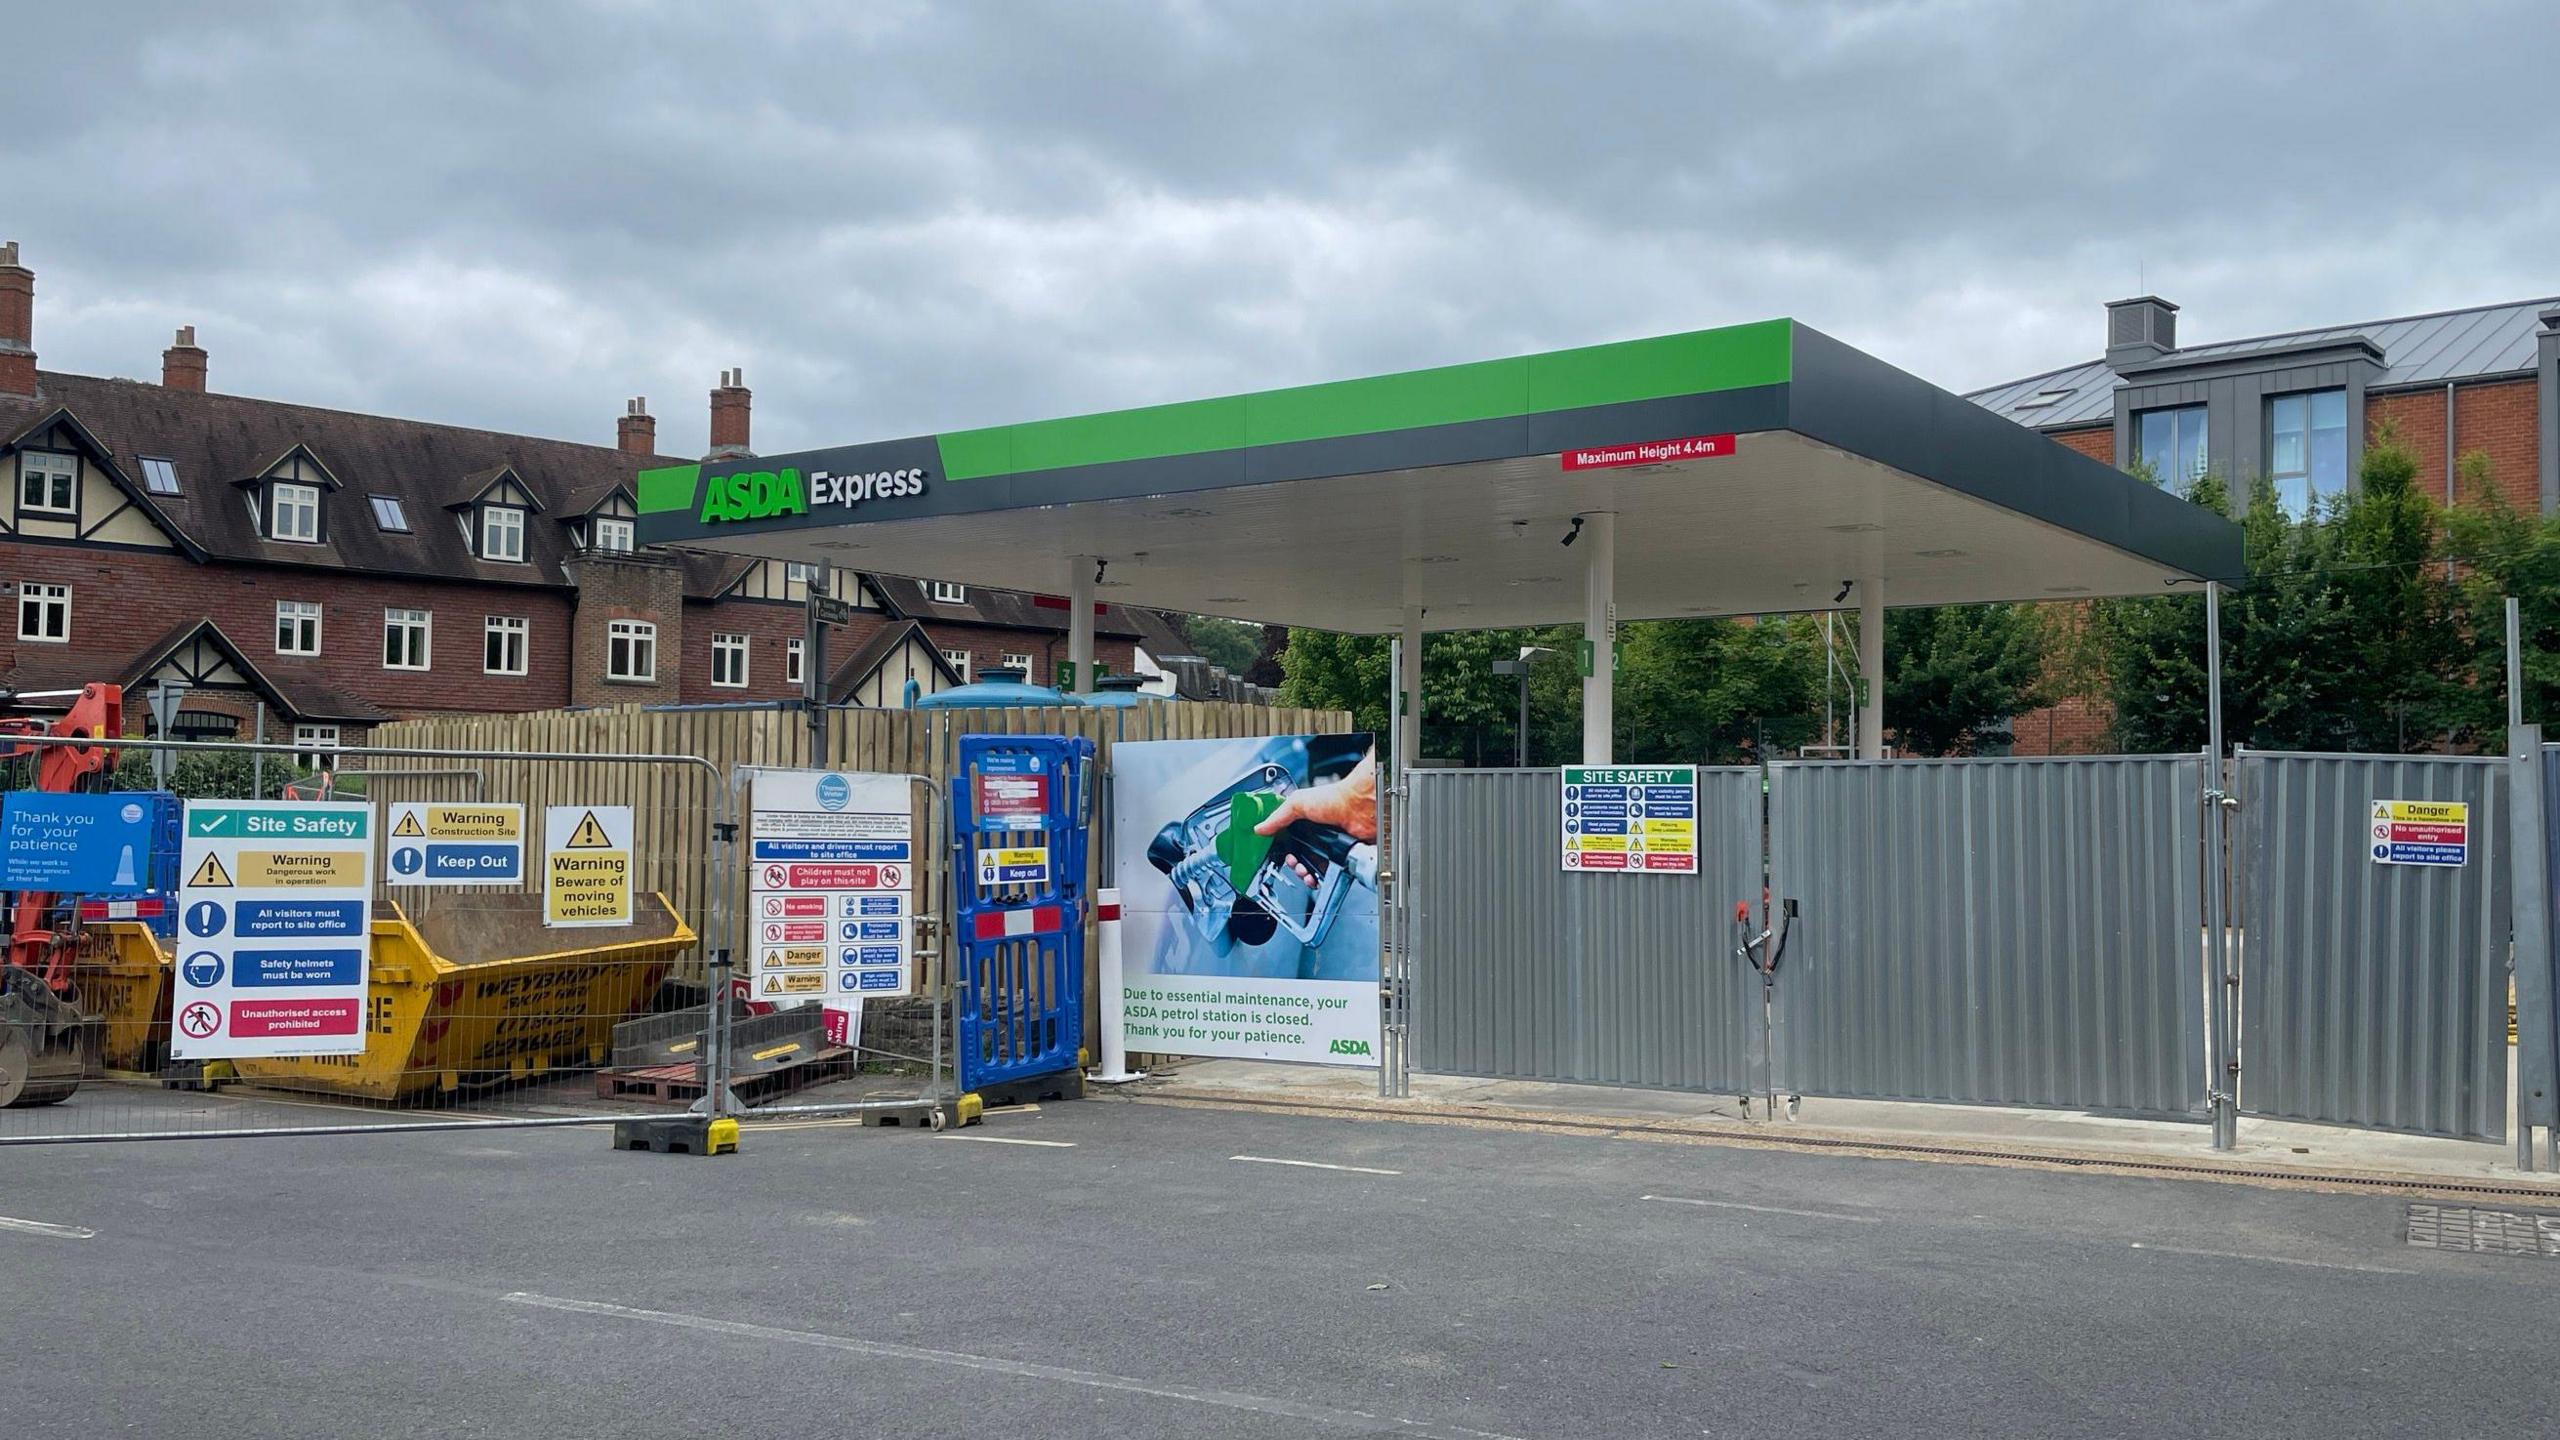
[0, 683, 123, 1106]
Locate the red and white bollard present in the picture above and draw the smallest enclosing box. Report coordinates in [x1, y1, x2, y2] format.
[1089, 887, 1145, 1083]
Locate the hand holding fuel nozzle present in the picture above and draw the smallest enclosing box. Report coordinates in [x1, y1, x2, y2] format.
[1253, 747, 1379, 889]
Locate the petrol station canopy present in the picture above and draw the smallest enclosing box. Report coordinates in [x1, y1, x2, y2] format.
[634, 319, 2242, 632]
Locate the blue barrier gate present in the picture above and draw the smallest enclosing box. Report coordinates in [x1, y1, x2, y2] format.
[950, 734, 1093, 1091]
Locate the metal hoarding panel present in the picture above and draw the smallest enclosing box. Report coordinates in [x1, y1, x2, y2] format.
[1767, 756, 2207, 1118]
[1409, 767, 1760, 1093]
[2237, 751, 2509, 1141]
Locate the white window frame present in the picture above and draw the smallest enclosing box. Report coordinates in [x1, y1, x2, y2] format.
[16, 581, 69, 643]
[591, 515, 634, 553]
[275, 599, 323, 656]
[483, 616, 529, 676]
[710, 631, 750, 689]
[383, 607, 432, 671]
[480, 504, 527, 562]
[785, 561, 815, 585]
[1001, 651, 1035, 679]
[18, 451, 75, 515]
[941, 647, 972, 682]
[928, 581, 966, 604]
[785, 636, 806, 686]
[268, 481, 322, 543]
[291, 723, 340, 770]
[607, 619, 656, 682]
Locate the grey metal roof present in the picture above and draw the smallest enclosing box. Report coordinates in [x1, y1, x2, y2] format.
[1968, 296, 2560, 429]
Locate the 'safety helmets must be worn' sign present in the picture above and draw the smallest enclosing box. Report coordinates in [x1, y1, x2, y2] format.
[1560, 765, 1700, 874]
[172, 800, 374, 1060]
[2371, 798, 2469, 867]
[544, 805, 633, 927]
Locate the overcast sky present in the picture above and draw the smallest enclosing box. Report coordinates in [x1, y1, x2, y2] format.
[7, 1, 2553, 456]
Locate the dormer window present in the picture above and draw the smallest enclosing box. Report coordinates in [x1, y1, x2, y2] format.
[591, 516, 634, 553]
[268, 481, 322, 543]
[479, 504, 526, 562]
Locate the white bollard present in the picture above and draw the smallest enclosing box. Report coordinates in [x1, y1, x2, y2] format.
[1089, 886, 1145, 1083]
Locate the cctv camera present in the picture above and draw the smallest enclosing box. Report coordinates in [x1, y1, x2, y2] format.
[1833, 580, 1854, 604]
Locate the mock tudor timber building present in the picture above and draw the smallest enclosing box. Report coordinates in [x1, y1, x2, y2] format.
[0, 243, 1144, 758]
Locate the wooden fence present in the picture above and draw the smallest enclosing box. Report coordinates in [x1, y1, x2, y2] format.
[366, 701, 1351, 1015]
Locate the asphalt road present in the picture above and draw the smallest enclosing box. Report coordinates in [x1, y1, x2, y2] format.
[2, 1093, 2553, 1439]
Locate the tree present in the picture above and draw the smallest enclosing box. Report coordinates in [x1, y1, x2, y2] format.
[2093, 426, 2474, 753]
[1613, 616, 1823, 763]
[1880, 603, 2052, 755]
[1177, 614, 1266, 675]
[2442, 449, 2560, 749]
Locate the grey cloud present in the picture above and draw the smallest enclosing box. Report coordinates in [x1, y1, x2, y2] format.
[5, 0, 2553, 456]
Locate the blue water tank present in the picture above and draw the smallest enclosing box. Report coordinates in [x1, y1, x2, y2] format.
[1077, 673, 1163, 708]
[910, 666, 1071, 709]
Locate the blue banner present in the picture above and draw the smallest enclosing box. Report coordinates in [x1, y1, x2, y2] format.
[0, 791, 156, 894]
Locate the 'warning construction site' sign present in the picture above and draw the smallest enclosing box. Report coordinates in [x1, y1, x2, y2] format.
[543, 805, 632, 928]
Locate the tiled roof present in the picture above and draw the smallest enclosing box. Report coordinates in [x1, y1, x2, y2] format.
[0, 371, 751, 599]
[1969, 296, 2560, 430]
[867, 573, 1144, 639]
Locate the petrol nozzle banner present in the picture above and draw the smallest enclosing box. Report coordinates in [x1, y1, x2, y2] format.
[1111, 734, 1380, 1067]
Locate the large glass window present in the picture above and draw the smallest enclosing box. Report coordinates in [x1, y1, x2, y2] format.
[591, 516, 634, 553]
[2267, 389, 2349, 519]
[2133, 405, 2208, 493]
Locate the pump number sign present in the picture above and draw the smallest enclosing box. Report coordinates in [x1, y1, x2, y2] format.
[1561, 765, 1697, 874]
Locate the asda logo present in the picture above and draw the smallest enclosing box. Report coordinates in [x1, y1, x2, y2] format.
[697, 464, 930, 523]
[1328, 1037, 1374, 1057]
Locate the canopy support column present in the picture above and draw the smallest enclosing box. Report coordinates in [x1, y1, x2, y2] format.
[1581, 511, 1616, 765]
[1068, 559, 1096, 694]
[1397, 607, 1423, 766]
[1857, 573, 1885, 759]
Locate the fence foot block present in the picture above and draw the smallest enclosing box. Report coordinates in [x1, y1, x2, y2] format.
[614, 1115, 740, 1156]
[973, 1069, 1083, 1110]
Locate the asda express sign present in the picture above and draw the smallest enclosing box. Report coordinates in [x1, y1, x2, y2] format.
[637, 434, 947, 535]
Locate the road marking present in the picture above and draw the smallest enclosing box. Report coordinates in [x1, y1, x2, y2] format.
[1640, 1194, 1881, 1224]
[1231, 1155, 1402, 1176]
[504, 1292, 1523, 1440]
[0, 1214, 96, 1239]
[945, 1134, 1076, 1147]
[2126, 1242, 2418, 1276]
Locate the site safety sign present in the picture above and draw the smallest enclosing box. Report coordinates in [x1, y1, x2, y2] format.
[171, 800, 374, 1059]
[2371, 798, 2468, 867]
[749, 769, 916, 1005]
[1560, 765, 1699, 874]
[386, 802, 523, 886]
[543, 805, 633, 927]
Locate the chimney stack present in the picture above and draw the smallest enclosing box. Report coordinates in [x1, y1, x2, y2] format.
[0, 241, 34, 398]
[162, 325, 208, 392]
[617, 396, 656, 456]
[708, 367, 752, 458]
[2103, 295, 2178, 368]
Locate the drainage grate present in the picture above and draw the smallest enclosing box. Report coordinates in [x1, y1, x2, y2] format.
[2405, 1204, 2560, 1258]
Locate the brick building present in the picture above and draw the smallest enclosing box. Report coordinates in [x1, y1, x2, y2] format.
[0, 244, 1142, 757]
[1969, 293, 2560, 753]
